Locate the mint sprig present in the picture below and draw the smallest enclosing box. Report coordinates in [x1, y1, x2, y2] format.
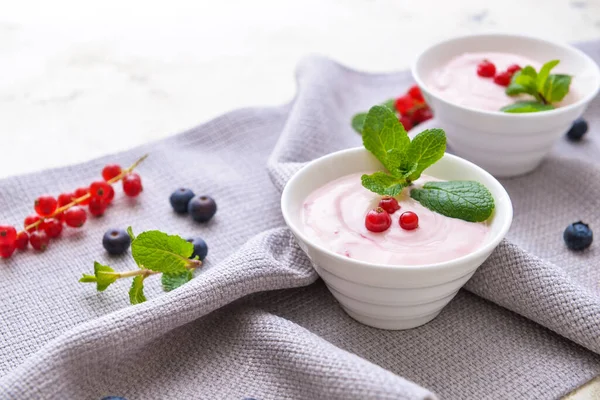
[360, 105, 446, 196]
[361, 105, 495, 223]
[79, 227, 202, 305]
[502, 60, 572, 113]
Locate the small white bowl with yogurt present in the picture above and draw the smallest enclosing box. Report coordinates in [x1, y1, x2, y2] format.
[281, 147, 512, 330]
[412, 34, 600, 177]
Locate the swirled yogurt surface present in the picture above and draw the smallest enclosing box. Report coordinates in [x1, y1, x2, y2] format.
[427, 52, 577, 111]
[302, 172, 490, 266]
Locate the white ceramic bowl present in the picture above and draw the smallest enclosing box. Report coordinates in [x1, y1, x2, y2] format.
[412, 34, 600, 178]
[281, 148, 513, 330]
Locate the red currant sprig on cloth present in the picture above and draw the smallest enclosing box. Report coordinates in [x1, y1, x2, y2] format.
[0, 154, 148, 259]
[394, 85, 433, 130]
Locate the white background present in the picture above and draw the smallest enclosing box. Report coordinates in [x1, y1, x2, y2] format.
[1, 0, 599, 179]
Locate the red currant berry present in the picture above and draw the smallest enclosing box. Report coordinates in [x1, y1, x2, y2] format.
[0, 243, 16, 258]
[41, 218, 63, 238]
[90, 181, 113, 201]
[378, 196, 400, 214]
[74, 187, 91, 205]
[105, 185, 115, 203]
[102, 164, 122, 181]
[365, 207, 392, 233]
[394, 95, 415, 114]
[24, 214, 41, 233]
[88, 197, 108, 217]
[407, 85, 424, 102]
[34, 195, 58, 217]
[122, 173, 143, 197]
[57, 192, 75, 207]
[477, 60, 496, 77]
[493, 71, 512, 87]
[399, 211, 419, 230]
[29, 230, 49, 251]
[64, 206, 87, 228]
[15, 231, 29, 250]
[412, 107, 434, 124]
[399, 115, 413, 131]
[506, 64, 521, 74]
[0, 225, 17, 246]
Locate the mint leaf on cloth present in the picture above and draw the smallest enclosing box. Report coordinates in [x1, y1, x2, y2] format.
[162, 270, 194, 292]
[405, 129, 446, 181]
[410, 181, 495, 222]
[361, 172, 406, 196]
[129, 275, 147, 305]
[501, 101, 555, 113]
[362, 105, 410, 171]
[131, 231, 194, 274]
[351, 112, 367, 134]
[91, 262, 118, 292]
[381, 98, 396, 111]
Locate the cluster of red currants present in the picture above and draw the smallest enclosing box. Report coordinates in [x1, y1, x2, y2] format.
[393, 85, 434, 131]
[365, 196, 419, 233]
[476, 60, 522, 87]
[0, 156, 147, 259]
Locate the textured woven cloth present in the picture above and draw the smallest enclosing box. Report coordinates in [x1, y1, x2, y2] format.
[1, 43, 600, 400]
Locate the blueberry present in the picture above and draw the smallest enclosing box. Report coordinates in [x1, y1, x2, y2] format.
[101, 397, 127, 400]
[188, 195, 217, 223]
[186, 237, 208, 261]
[563, 221, 593, 251]
[566, 118, 588, 141]
[102, 229, 131, 255]
[170, 188, 195, 213]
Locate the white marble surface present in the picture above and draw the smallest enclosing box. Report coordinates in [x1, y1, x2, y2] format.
[1, 0, 600, 397]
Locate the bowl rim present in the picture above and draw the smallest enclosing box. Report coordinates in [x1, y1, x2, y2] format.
[411, 33, 600, 118]
[280, 147, 514, 272]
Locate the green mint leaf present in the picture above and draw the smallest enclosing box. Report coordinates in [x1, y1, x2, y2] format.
[501, 101, 555, 113]
[410, 181, 495, 222]
[129, 275, 147, 305]
[162, 270, 193, 292]
[351, 113, 367, 134]
[79, 274, 97, 283]
[131, 231, 194, 274]
[505, 82, 530, 96]
[127, 226, 136, 241]
[542, 74, 572, 103]
[93, 261, 118, 292]
[361, 172, 406, 196]
[381, 98, 396, 111]
[405, 129, 446, 181]
[536, 60, 559, 92]
[362, 105, 410, 172]
[508, 67, 539, 99]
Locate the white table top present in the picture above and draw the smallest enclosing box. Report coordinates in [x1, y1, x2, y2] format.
[1, 0, 599, 397]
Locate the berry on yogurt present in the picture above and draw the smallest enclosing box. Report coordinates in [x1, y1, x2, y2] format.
[365, 208, 392, 233]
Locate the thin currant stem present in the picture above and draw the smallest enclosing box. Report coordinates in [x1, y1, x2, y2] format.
[18, 154, 149, 235]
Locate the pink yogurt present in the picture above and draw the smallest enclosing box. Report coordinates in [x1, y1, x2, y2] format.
[302, 173, 490, 266]
[427, 52, 577, 111]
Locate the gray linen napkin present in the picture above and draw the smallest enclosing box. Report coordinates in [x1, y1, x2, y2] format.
[1, 43, 600, 400]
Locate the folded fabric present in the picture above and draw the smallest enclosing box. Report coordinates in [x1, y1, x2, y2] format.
[1, 43, 600, 399]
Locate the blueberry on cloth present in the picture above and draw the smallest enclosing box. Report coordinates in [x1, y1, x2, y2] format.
[102, 228, 132, 255]
[188, 195, 217, 223]
[566, 118, 588, 141]
[563, 221, 593, 250]
[186, 237, 208, 261]
[170, 188, 195, 213]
